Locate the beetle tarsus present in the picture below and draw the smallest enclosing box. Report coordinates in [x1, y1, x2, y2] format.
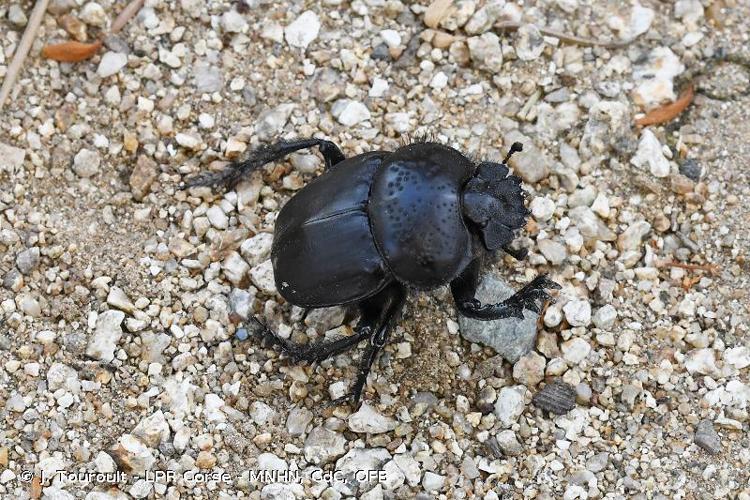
[502, 244, 528, 261]
[183, 138, 346, 189]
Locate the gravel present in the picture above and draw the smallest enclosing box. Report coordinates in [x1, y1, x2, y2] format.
[1, 0, 749, 498]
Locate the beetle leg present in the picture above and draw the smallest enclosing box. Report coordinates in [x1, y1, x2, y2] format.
[451, 260, 560, 320]
[327, 284, 407, 407]
[502, 244, 528, 261]
[184, 138, 345, 189]
[252, 317, 373, 364]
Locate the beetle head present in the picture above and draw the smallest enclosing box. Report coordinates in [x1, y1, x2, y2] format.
[462, 142, 529, 251]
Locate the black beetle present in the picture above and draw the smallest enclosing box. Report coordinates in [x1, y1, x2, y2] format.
[186, 137, 560, 405]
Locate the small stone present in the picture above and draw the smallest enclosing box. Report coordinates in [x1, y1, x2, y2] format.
[47, 363, 80, 393]
[494, 385, 526, 427]
[221, 10, 247, 33]
[175, 132, 202, 150]
[86, 310, 125, 362]
[694, 420, 721, 454]
[240, 233, 274, 266]
[132, 411, 170, 448]
[530, 197, 555, 221]
[193, 62, 223, 93]
[97, 52, 128, 78]
[586, 452, 609, 473]
[464, 0, 504, 34]
[724, 347, 750, 370]
[631, 130, 670, 178]
[229, 289, 254, 320]
[369, 77, 389, 98]
[305, 307, 345, 332]
[206, 205, 228, 229]
[538, 239, 567, 266]
[348, 403, 397, 434]
[130, 479, 152, 499]
[258, 452, 287, 472]
[129, 155, 158, 201]
[0, 142, 25, 172]
[592, 305, 617, 329]
[684, 348, 717, 375]
[422, 471, 446, 492]
[287, 408, 313, 436]
[505, 131, 550, 183]
[110, 434, 156, 474]
[569, 206, 616, 242]
[561, 337, 591, 364]
[380, 29, 401, 49]
[255, 103, 295, 140]
[250, 260, 276, 294]
[495, 430, 523, 456]
[458, 274, 541, 363]
[632, 47, 685, 110]
[512, 352, 546, 387]
[80, 2, 106, 27]
[335, 448, 392, 496]
[8, 5, 28, 27]
[285, 11, 320, 49]
[532, 379, 576, 414]
[304, 426, 347, 465]
[73, 148, 100, 178]
[222, 252, 250, 286]
[516, 24, 545, 61]
[332, 99, 371, 126]
[107, 287, 135, 314]
[679, 158, 702, 181]
[424, 0, 453, 29]
[563, 300, 591, 327]
[196, 451, 216, 469]
[15, 247, 39, 275]
[467, 33, 503, 73]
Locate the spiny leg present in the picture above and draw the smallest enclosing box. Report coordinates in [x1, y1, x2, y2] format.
[251, 315, 373, 365]
[328, 283, 407, 407]
[502, 244, 528, 261]
[451, 259, 560, 321]
[184, 138, 345, 189]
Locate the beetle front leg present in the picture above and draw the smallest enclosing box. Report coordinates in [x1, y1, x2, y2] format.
[451, 260, 560, 321]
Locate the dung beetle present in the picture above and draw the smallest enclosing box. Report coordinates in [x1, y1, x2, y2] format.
[186, 137, 560, 405]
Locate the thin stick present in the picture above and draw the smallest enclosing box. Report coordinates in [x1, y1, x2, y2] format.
[111, 0, 145, 34]
[0, 0, 50, 112]
[495, 21, 639, 49]
[661, 261, 718, 274]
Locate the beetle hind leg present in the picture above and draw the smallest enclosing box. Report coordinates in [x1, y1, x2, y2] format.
[251, 316, 373, 364]
[327, 283, 407, 407]
[184, 138, 345, 189]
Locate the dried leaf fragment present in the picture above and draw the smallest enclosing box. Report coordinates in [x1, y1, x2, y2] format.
[635, 84, 694, 126]
[42, 40, 102, 62]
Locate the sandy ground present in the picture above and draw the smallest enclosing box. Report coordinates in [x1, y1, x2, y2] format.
[1, 0, 750, 499]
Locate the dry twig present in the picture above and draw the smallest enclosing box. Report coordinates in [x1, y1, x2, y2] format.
[0, 0, 50, 112]
[495, 21, 640, 49]
[111, 0, 145, 34]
